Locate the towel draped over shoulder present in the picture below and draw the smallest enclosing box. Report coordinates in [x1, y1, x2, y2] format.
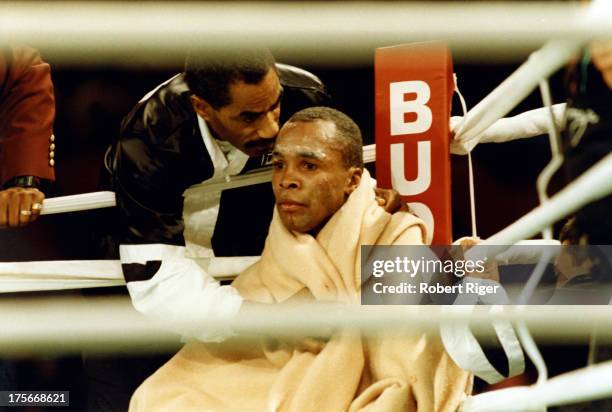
[130, 170, 472, 411]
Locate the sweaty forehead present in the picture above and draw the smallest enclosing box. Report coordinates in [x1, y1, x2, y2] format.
[275, 120, 343, 155]
[227, 69, 281, 112]
[280, 120, 337, 140]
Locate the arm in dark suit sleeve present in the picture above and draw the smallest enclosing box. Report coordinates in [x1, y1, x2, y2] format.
[109, 80, 194, 247]
[0, 46, 55, 188]
[106, 79, 244, 339]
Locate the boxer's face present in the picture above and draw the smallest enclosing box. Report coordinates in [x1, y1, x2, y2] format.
[271, 120, 362, 234]
[193, 68, 282, 157]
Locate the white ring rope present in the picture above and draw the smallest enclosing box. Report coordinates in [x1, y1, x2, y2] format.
[40, 191, 116, 215]
[461, 360, 612, 412]
[1, 298, 612, 354]
[0, 257, 259, 293]
[453, 74, 478, 237]
[453, 40, 583, 152]
[37, 145, 376, 214]
[508, 79, 569, 389]
[467, 153, 612, 261]
[450, 103, 567, 155]
[536, 79, 564, 240]
[0, 241, 559, 293]
[0, 2, 610, 65]
[493, 239, 560, 266]
[515, 251, 557, 389]
[0, 242, 560, 294]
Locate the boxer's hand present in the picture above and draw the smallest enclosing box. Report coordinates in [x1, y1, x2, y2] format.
[374, 187, 408, 213]
[591, 40, 612, 89]
[0, 187, 44, 228]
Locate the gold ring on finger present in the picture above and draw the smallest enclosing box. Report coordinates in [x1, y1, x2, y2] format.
[20, 210, 32, 216]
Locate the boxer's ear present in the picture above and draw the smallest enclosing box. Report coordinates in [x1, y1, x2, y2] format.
[344, 167, 363, 196]
[190, 95, 214, 121]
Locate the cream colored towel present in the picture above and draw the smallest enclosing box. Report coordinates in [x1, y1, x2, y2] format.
[130, 170, 472, 411]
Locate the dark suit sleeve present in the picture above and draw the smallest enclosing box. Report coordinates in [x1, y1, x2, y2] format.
[0, 46, 55, 187]
[109, 119, 188, 246]
[108, 76, 203, 247]
[103, 80, 245, 337]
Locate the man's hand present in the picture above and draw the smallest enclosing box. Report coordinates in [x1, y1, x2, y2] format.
[454, 236, 481, 250]
[374, 187, 408, 213]
[591, 40, 612, 89]
[0, 187, 44, 228]
[453, 236, 500, 282]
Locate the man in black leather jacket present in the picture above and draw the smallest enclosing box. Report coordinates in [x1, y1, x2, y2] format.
[105, 48, 330, 254]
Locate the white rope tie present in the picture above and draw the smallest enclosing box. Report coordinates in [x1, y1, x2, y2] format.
[536, 79, 564, 240]
[454, 73, 478, 237]
[467, 155, 477, 237]
[515, 249, 556, 388]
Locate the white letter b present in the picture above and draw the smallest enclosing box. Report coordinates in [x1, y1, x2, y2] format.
[390, 81, 432, 136]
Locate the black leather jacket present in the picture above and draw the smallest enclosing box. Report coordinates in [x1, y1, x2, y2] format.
[106, 63, 330, 255]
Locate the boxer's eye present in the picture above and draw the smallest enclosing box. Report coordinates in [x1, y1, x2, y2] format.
[302, 161, 317, 171]
[239, 112, 261, 124]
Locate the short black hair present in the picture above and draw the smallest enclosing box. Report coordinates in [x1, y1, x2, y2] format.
[184, 47, 276, 109]
[285, 107, 363, 168]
